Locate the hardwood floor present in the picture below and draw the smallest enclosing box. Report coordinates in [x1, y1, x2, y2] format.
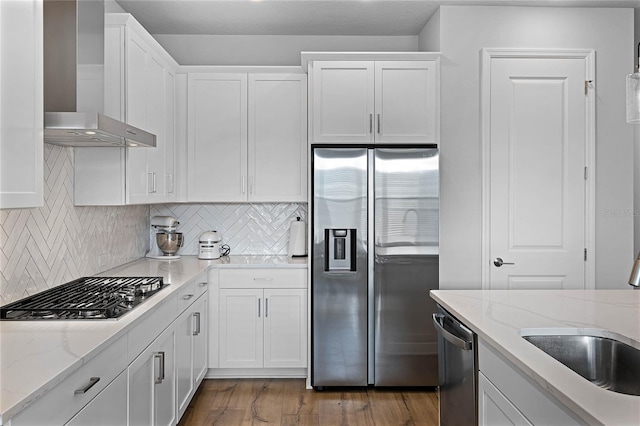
[178, 379, 439, 425]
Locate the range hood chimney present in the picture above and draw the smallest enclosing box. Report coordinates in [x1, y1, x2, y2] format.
[43, 0, 155, 147]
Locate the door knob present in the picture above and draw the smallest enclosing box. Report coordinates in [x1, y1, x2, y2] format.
[493, 257, 515, 267]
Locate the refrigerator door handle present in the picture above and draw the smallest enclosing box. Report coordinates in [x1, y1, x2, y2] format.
[367, 149, 375, 384]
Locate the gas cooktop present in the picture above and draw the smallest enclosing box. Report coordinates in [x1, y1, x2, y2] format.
[0, 276, 167, 320]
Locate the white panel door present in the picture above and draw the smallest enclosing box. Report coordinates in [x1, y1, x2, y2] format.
[375, 61, 438, 144]
[145, 56, 167, 202]
[165, 70, 176, 201]
[125, 30, 149, 203]
[188, 74, 247, 201]
[219, 288, 263, 368]
[488, 53, 588, 289]
[193, 295, 208, 385]
[175, 307, 194, 420]
[248, 74, 307, 202]
[263, 289, 307, 368]
[0, 0, 44, 209]
[478, 373, 532, 426]
[128, 326, 175, 426]
[311, 61, 374, 143]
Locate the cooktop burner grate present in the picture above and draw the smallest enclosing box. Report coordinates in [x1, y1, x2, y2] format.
[0, 276, 166, 320]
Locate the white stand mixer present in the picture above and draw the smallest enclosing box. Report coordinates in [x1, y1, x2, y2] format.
[148, 216, 183, 260]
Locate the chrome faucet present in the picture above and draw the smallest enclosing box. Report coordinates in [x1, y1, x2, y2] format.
[628, 252, 640, 289]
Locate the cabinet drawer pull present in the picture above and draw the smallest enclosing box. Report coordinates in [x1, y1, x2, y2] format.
[193, 312, 201, 335]
[198, 282, 208, 287]
[252, 277, 273, 281]
[154, 352, 165, 384]
[182, 294, 194, 300]
[74, 377, 100, 395]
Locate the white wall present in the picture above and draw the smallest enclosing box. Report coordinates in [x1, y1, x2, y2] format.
[418, 8, 440, 52]
[434, 6, 634, 290]
[153, 34, 418, 66]
[634, 8, 640, 259]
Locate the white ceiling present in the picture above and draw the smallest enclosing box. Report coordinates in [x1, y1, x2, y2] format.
[113, 0, 640, 36]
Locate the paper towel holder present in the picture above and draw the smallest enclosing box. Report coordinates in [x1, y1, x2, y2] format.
[288, 216, 308, 257]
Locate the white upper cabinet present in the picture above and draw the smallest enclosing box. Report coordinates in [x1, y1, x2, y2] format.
[248, 74, 307, 202]
[0, 0, 44, 209]
[188, 73, 248, 202]
[187, 72, 307, 203]
[309, 58, 439, 144]
[74, 14, 177, 206]
[311, 61, 375, 143]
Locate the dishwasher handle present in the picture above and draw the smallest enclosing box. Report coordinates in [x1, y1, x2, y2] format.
[433, 313, 473, 351]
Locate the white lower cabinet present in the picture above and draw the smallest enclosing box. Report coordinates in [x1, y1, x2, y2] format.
[128, 325, 176, 426]
[8, 274, 209, 426]
[65, 370, 128, 426]
[478, 372, 532, 426]
[212, 268, 307, 376]
[219, 288, 307, 369]
[478, 339, 583, 426]
[176, 293, 208, 421]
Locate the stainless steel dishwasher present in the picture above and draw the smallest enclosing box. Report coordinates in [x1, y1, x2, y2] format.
[433, 305, 477, 425]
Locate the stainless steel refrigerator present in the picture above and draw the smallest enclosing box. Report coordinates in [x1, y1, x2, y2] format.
[312, 146, 439, 387]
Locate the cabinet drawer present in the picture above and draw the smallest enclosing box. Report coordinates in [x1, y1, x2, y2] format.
[193, 271, 209, 298]
[219, 268, 307, 289]
[128, 294, 178, 362]
[11, 335, 128, 426]
[177, 280, 197, 313]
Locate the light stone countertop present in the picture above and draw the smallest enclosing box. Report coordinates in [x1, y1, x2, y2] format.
[0, 255, 308, 425]
[430, 290, 640, 426]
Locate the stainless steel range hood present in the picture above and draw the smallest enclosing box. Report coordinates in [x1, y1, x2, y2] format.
[43, 0, 155, 147]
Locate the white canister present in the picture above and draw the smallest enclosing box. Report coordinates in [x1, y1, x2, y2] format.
[199, 231, 222, 259]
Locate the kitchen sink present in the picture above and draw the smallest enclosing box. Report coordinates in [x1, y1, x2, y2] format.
[520, 331, 640, 396]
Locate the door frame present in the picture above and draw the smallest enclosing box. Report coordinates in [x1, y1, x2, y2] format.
[480, 48, 596, 289]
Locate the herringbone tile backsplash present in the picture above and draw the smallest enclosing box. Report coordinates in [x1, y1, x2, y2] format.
[0, 145, 149, 305]
[0, 145, 308, 305]
[150, 203, 308, 256]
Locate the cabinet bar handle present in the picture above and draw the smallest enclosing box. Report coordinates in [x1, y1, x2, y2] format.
[258, 298, 261, 317]
[153, 172, 157, 193]
[154, 352, 165, 384]
[168, 174, 174, 194]
[265, 298, 269, 318]
[74, 377, 100, 395]
[183, 294, 194, 300]
[252, 277, 273, 281]
[198, 282, 208, 287]
[377, 114, 381, 134]
[242, 176, 246, 194]
[193, 312, 201, 335]
[369, 114, 373, 133]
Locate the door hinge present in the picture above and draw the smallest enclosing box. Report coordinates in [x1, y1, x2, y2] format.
[584, 248, 587, 261]
[584, 166, 588, 180]
[585, 80, 593, 95]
